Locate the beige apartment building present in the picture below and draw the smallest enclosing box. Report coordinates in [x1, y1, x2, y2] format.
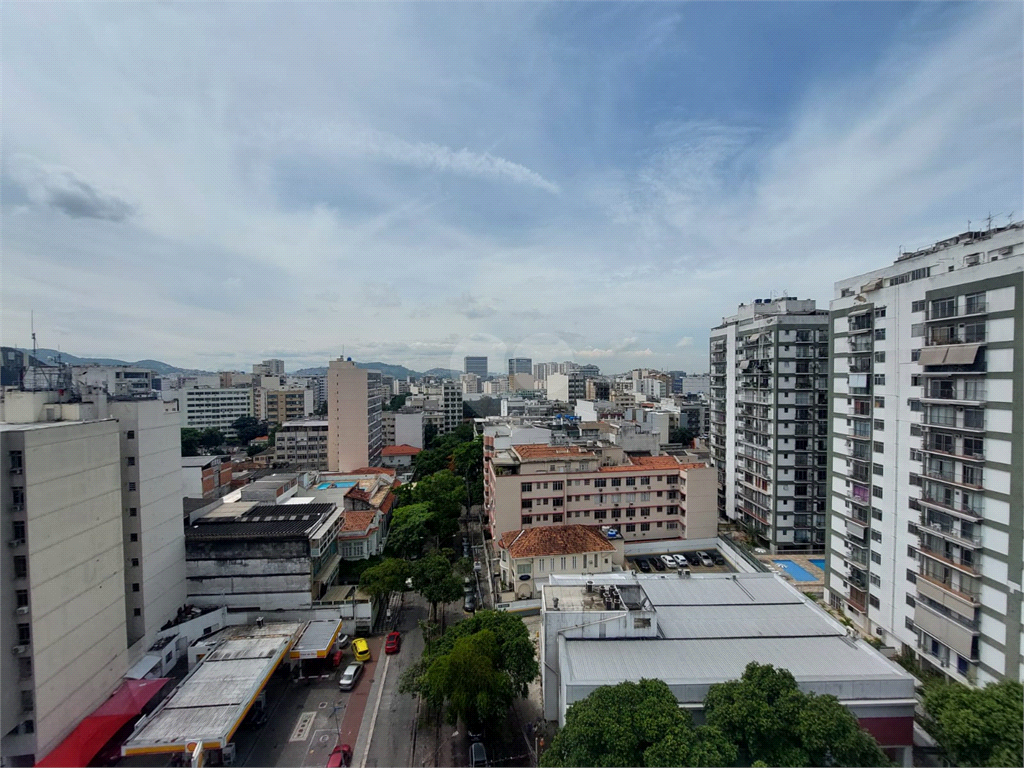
[274, 419, 329, 469]
[327, 359, 382, 472]
[484, 442, 717, 544]
[257, 387, 314, 425]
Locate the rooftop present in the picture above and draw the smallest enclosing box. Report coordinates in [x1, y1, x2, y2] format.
[499, 524, 615, 558]
[512, 444, 597, 460]
[382, 444, 422, 456]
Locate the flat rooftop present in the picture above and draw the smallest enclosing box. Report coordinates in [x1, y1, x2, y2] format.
[290, 619, 343, 659]
[123, 622, 303, 755]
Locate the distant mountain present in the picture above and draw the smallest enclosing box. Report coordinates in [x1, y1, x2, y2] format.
[14, 348, 195, 375]
[293, 362, 461, 379]
[423, 367, 463, 379]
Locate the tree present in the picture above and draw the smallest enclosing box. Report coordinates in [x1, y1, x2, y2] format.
[423, 423, 439, 450]
[703, 662, 891, 767]
[231, 416, 266, 446]
[923, 679, 1023, 767]
[383, 393, 409, 411]
[411, 553, 464, 621]
[359, 557, 412, 608]
[453, 438, 483, 484]
[199, 427, 225, 450]
[314, 401, 328, 416]
[669, 426, 694, 446]
[541, 679, 735, 768]
[181, 428, 201, 457]
[403, 610, 538, 731]
[245, 443, 264, 457]
[385, 503, 433, 560]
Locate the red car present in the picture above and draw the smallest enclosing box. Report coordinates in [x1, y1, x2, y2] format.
[384, 631, 401, 654]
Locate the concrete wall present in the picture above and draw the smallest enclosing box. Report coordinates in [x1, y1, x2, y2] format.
[682, 466, 718, 539]
[186, 539, 313, 611]
[7, 421, 131, 762]
[328, 360, 369, 472]
[394, 411, 424, 449]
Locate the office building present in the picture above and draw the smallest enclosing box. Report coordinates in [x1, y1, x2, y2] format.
[464, 356, 488, 378]
[460, 373, 481, 395]
[826, 222, 1023, 687]
[508, 358, 532, 376]
[327, 358, 383, 472]
[273, 419, 330, 469]
[709, 298, 830, 553]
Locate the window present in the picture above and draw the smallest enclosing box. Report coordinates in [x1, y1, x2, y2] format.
[874, 351, 886, 363]
[640, 522, 651, 531]
[126, 456, 136, 466]
[16, 589, 28, 608]
[128, 482, 136, 491]
[870, 573, 881, 586]
[910, 449, 922, 462]
[872, 486, 883, 498]
[911, 349, 921, 362]
[552, 481, 563, 491]
[912, 300, 927, 312]
[874, 328, 886, 341]
[909, 399, 922, 412]
[873, 375, 885, 386]
[14, 555, 27, 578]
[522, 516, 532, 525]
[910, 424, 922, 436]
[17, 623, 30, 643]
[133, 608, 142, 616]
[869, 595, 880, 609]
[873, 463, 883, 476]
[906, 569, 917, 584]
[625, 477, 635, 486]
[873, 396, 885, 408]
[132, 583, 140, 592]
[873, 419, 884, 430]
[593, 478, 607, 488]
[911, 323, 925, 337]
[871, 551, 882, 564]
[874, 307, 887, 318]
[521, 483, 532, 492]
[625, 524, 635, 532]
[871, 529, 882, 542]
[129, 507, 138, 517]
[871, 508, 883, 521]
[20, 690, 34, 712]
[131, 558, 139, 567]
[873, 441, 884, 453]
[964, 292, 986, 315]
[610, 478, 621, 487]
[9, 450, 24, 470]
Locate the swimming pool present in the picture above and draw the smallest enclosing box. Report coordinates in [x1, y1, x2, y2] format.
[773, 559, 819, 582]
[809, 558, 827, 571]
[316, 481, 356, 490]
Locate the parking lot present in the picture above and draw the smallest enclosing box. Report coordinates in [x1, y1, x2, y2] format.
[627, 549, 736, 575]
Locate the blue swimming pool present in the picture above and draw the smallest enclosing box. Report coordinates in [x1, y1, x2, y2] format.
[316, 481, 356, 490]
[773, 559, 819, 582]
[809, 558, 827, 571]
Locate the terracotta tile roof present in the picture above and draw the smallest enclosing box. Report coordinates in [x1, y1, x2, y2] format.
[340, 510, 378, 534]
[382, 444, 422, 457]
[512, 444, 597, 460]
[498, 525, 615, 558]
[347, 488, 372, 503]
[350, 467, 397, 476]
[598, 455, 694, 472]
[379, 490, 395, 515]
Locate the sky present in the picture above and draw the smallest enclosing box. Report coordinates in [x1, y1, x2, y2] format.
[2, 2, 1022, 375]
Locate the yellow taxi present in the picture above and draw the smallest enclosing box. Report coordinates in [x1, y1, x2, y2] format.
[352, 637, 371, 662]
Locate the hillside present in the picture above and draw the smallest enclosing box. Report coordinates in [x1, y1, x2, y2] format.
[13, 348, 190, 375]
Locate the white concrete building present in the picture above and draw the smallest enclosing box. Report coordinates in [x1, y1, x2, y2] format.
[71, 366, 156, 397]
[274, 419, 330, 469]
[826, 222, 1024, 687]
[546, 372, 585, 404]
[709, 298, 831, 553]
[252, 359, 285, 376]
[164, 387, 254, 437]
[327, 359, 383, 472]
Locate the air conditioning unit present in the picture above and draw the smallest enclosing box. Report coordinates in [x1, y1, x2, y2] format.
[15, 606, 29, 615]
[875, 627, 885, 637]
[12, 645, 29, 655]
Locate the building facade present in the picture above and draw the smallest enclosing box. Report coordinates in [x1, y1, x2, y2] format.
[484, 443, 717, 544]
[252, 359, 285, 376]
[546, 372, 585, 405]
[508, 358, 532, 376]
[327, 359, 383, 472]
[709, 298, 831, 553]
[826, 222, 1024, 687]
[464, 357, 488, 378]
[71, 366, 156, 397]
[165, 387, 254, 437]
[274, 419, 329, 469]
[258, 387, 314, 425]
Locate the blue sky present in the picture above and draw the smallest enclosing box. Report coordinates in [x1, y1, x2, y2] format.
[2, 2, 1021, 373]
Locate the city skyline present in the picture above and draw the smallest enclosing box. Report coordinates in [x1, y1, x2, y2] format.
[2, 2, 1021, 373]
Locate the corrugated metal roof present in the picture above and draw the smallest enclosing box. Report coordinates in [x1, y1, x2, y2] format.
[563, 636, 908, 688]
[292, 619, 342, 654]
[637, 575, 802, 606]
[655, 604, 842, 640]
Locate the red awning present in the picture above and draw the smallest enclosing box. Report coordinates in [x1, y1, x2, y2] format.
[36, 678, 170, 767]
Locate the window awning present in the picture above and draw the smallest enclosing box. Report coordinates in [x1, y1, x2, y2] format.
[36, 678, 170, 767]
[917, 347, 949, 366]
[846, 520, 866, 537]
[739, 360, 751, 370]
[944, 344, 982, 365]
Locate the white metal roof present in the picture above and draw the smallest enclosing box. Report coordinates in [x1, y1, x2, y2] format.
[291, 619, 342, 658]
[655, 603, 842, 640]
[626, 574, 804, 607]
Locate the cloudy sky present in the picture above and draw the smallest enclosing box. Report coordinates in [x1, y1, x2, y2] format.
[2, 2, 1021, 374]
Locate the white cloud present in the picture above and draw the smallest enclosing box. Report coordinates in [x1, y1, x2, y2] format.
[676, 337, 694, 348]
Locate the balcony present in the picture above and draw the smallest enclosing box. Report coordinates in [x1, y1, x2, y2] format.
[918, 542, 981, 575]
[846, 584, 867, 612]
[922, 466, 984, 491]
[918, 490, 983, 521]
[920, 383, 986, 405]
[919, 516, 981, 548]
[917, 570, 980, 605]
[920, 439, 985, 463]
[841, 546, 868, 566]
[925, 326, 987, 347]
[923, 411, 985, 433]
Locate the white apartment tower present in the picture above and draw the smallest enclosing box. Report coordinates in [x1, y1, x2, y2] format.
[709, 298, 831, 553]
[826, 222, 1023, 687]
[327, 358, 383, 472]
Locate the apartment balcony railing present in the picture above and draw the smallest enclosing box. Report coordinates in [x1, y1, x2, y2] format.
[917, 570, 981, 604]
[922, 467, 984, 490]
[923, 412, 986, 432]
[926, 300, 988, 321]
[921, 384, 986, 403]
[918, 543, 982, 575]
[918, 517, 982, 547]
[841, 546, 869, 566]
[918, 491, 983, 520]
[921, 441, 985, 463]
[925, 327, 987, 346]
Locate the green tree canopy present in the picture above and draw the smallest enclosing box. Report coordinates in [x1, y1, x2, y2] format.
[384, 503, 433, 560]
[181, 428, 201, 457]
[541, 679, 735, 768]
[703, 662, 891, 767]
[669, 426, 695, 446]
[384, 393, 409, 411]
[411, 552, 464, 620]
[199, 427, 225, 450]
[231, 415, 266, 445]
[923, 679, 1023, 767]
[359, 557, 412, 607]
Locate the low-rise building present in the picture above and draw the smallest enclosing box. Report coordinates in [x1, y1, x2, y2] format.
[484, 443, 717, 544]
[381, 444, 421, 469]
[539, 572, 915, 766]
[181, 455, 233, 499]
[71, 365, 156, 397]
[498, 525, 621, 599]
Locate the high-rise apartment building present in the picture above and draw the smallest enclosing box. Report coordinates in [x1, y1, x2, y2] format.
[464, 356, 488, 378]
[163, 387, 253, 437]
[508, 358, 532, 376]
[327, 358, 382, 471]
[274, 419, 330, 469]
[252, 359, 285, 376]
[256, 387, 314, 425]
[546, 372, 585, 404]
[826, 222, 1023, 687]
[709, 298, 830, 553]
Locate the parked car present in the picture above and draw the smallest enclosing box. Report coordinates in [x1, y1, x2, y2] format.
[686, 552, 702, 567]
[385, 631, 401, 654]
[697, 551, 714, 567]
[469, 741, 488, 767]
[464, 594, 477, 613]
[327, 744, 353, 768]
[672, 554, 688, 568]
[634, 557, 651, 573]
[712, 551, 725, 566]
[651, 556, 666, 571]
[661, 554, 678, 568]
[336, 634, 351, 650]
[338, 662, 364, 691]
[352, 637, 371, 662]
